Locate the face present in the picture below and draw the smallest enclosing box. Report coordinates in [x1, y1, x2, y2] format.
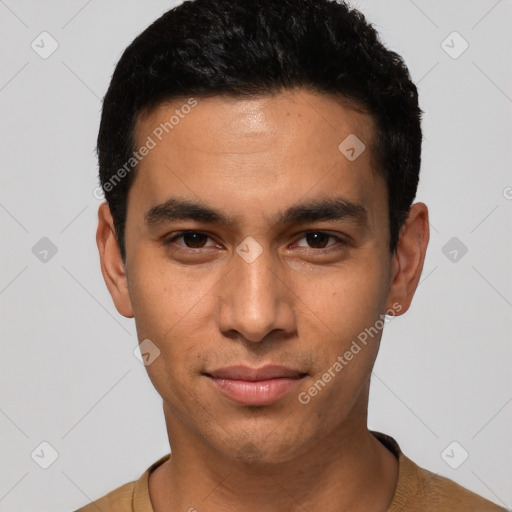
[97, 89, 428, 464]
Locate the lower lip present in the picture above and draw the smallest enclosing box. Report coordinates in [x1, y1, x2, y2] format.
[207, 376, 304, 405]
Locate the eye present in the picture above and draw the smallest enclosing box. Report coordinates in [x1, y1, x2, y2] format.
[294, 231, 343, 250]
[164, 231, 217, 250]
[163, 230, 345, 255]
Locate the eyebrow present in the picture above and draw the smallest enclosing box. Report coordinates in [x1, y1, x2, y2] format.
[144, 196, 368, 228]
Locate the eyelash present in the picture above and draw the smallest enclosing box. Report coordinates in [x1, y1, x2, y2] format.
[163, 230, 346, 254]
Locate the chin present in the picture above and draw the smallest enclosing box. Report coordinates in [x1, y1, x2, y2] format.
[211, 426, 313, 466]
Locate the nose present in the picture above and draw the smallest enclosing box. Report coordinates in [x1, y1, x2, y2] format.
[217, 242, 296, 343]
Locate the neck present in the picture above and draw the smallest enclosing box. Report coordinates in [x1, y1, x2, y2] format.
[149, 402, 398, 512]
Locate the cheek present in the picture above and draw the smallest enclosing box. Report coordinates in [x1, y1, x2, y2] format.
[127, 256, 221, 385]
[128, 250, 213, 338]
[292, 257, 389, 396]
[295, 257, 389, 339]
[295, 278, 384, 423]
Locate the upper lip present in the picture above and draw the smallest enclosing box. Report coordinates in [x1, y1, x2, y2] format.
[205, 365, 306, 381]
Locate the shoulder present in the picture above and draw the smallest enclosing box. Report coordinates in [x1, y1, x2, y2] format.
[72, 453, 170, 512]
[370, 431, 507, 512]
[390, 453, 508, 512]
[73, 480, 136, 512]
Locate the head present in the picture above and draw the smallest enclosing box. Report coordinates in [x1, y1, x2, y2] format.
[96, 0, 428, 464]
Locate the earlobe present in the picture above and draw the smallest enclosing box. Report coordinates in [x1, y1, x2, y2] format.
[96, 202, 134, 318]
[386, 202, 429, 315]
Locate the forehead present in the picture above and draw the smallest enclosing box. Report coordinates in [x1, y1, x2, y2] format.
[135, 89, 375, 158]
[129, 89, 385, 227]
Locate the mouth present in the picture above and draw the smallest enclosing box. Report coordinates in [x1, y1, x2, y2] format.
[204, 365, 307, 406]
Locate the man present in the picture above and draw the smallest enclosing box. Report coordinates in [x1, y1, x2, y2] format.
[76, 0, 506, 510]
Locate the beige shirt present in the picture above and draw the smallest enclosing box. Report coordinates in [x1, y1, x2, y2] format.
[74, 431, 507, 512]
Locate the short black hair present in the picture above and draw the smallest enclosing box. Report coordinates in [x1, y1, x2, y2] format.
[97, 0, 422, 261]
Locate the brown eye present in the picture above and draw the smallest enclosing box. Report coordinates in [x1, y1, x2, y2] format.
[180, 231, 209, 248]
[164, 231, 215, 250]
[305, 232, 331, 248]
[295, 231, 341, 249]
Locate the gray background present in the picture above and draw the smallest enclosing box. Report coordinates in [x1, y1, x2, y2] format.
[1, 0, 511, 510]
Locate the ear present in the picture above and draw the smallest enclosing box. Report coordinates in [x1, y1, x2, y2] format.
[386, 202, 429, 315]
[96, 202, 134, 318]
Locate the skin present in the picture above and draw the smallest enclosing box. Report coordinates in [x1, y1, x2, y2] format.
[97, 89, 429, 512]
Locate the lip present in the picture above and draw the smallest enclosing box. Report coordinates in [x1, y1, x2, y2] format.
[204, 365, 307, 405]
